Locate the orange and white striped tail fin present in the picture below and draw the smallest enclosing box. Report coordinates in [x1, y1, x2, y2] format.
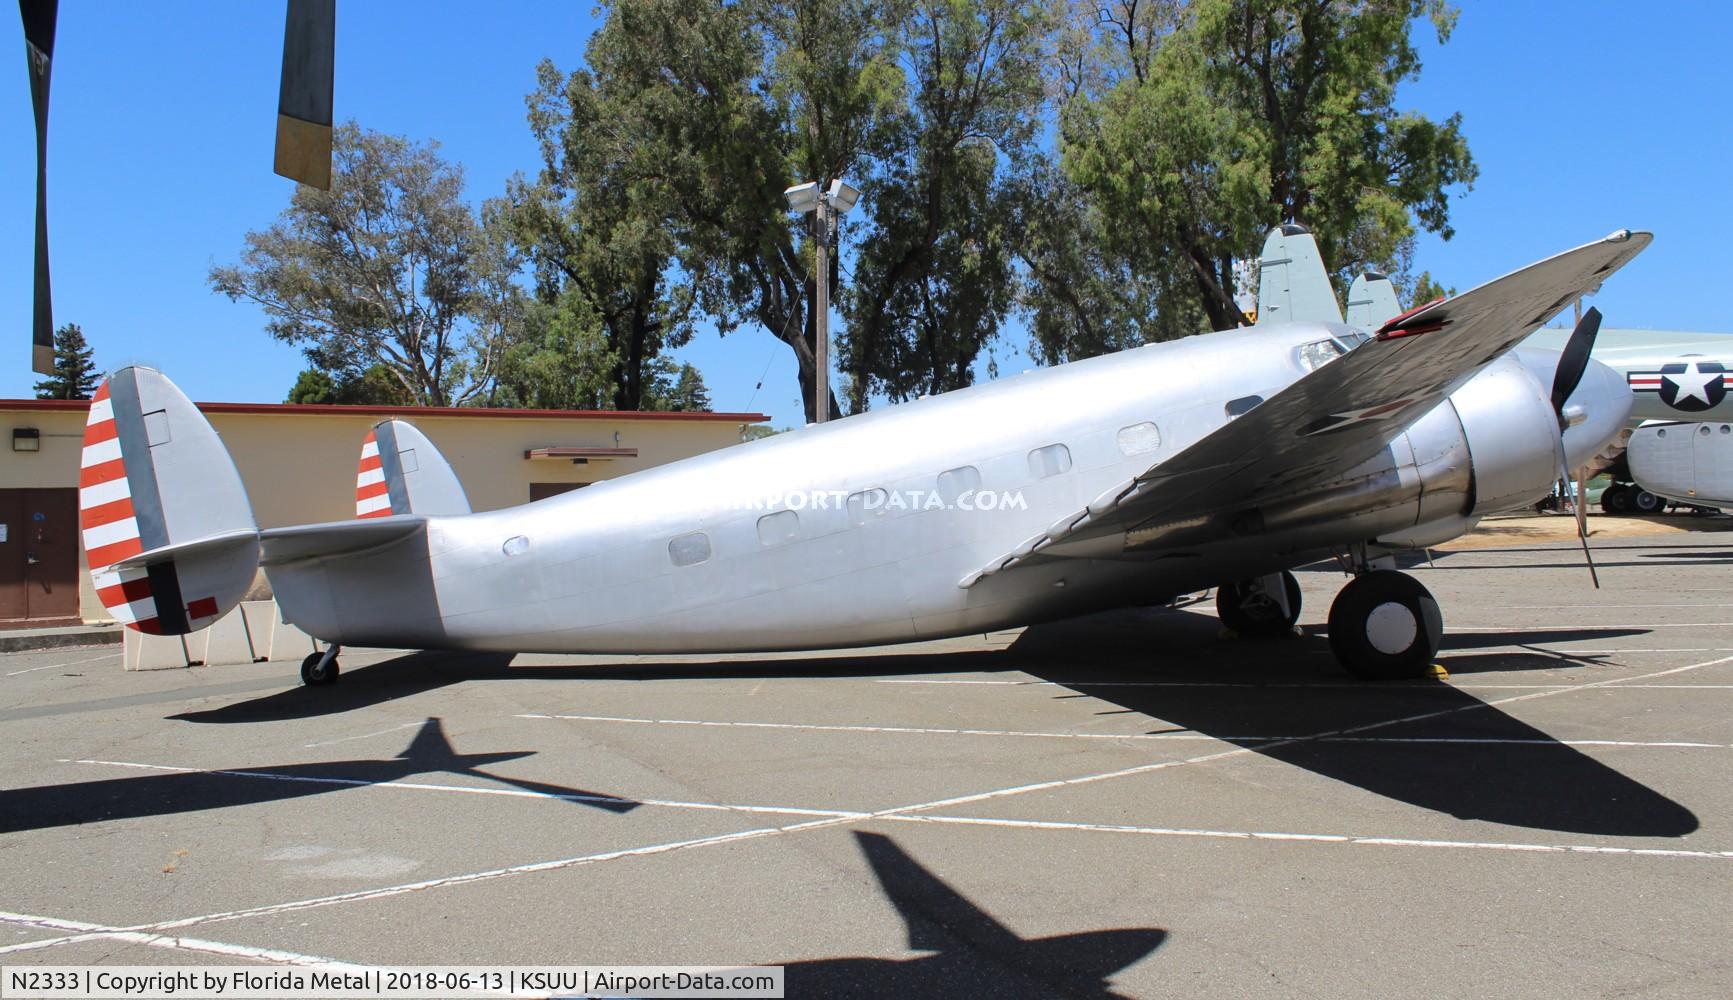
[353, 420, 469, 519]
[79, 367, 260, 635]
[356, 430, 392, 518]
[79, 381, 146, 571]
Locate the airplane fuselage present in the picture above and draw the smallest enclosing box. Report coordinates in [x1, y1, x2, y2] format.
[267, 322, 1625, 654]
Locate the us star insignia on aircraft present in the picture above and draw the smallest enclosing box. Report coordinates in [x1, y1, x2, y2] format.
[1627, 360, 1729, 412]
[1300, 398, 1416, 436]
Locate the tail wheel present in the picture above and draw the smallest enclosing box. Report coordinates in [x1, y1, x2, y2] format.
[1216, 571, 1302, 638]
[300, 651, 340, 686]
[1327, 571, 1442, 680]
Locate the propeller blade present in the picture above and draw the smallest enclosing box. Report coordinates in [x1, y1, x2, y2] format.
[20, 0, 57, 375]
[1550, 306, 1603, 420]
[1561, 460, 1600, 589]
[274, 0, 335, 190]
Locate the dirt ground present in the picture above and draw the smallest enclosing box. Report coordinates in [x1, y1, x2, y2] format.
[1441, 510, 1733, 549]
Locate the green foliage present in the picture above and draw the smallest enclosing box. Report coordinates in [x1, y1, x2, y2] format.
[286, 365, 414, 405]
[33, 323, 98, 400]
[1409, 270, 1454, 305]
[838, 0, 1050, 406]
[1047, 0, 1476, 349]
[488, 290, 620, 410]
[642, 359, 713, 412]
[740, 424, 784, 442]
[212, 123, 515, 407]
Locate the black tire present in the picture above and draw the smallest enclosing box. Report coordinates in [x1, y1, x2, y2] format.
[1631, 490, 1665, 514]
[300, 651, 340, 686]
[1601, 485, 1633, 514]
[1216, 571, 1302, 638]
[1327, 571, 1443, 681]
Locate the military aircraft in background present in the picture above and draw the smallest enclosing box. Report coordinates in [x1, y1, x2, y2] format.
[77, 231, 1648, 685]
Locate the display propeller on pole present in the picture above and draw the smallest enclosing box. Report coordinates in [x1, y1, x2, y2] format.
[19, 0, 57, 375]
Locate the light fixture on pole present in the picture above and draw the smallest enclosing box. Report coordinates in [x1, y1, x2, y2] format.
[784, 177, 859, 423]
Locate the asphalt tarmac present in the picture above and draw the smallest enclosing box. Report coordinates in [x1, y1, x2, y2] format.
[2, 529, 1730, 998]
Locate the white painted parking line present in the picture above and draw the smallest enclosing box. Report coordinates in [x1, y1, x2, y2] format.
[878, 815, 1733, 862]
[520, 713, 1731, 749]
[1447, 623, 1733, 630]
[302, 722, 424, 749]
[142, 819, 847, 933]
[4, 651, 120, 677]
[0, 911, 368, 966]
[43, 655, 1732, 946]
[64, 758, 866, 821]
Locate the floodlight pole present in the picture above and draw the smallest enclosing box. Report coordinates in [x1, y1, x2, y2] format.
[814, 185, 830, 424]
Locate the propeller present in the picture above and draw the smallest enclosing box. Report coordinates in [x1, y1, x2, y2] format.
[1550, 306, 1604, 588]
[274, 0, 336, 190]
[19, 0, 57, 375]
[18, 1, 335, 375]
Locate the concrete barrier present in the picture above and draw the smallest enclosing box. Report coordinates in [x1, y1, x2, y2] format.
[124, 630, 191, 670]
[268, 602, 318, 662]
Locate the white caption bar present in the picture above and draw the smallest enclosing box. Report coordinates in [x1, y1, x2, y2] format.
[0, 966, 784, 999]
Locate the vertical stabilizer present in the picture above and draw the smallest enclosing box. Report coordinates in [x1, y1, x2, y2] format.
[1346, 271, 1403, 330]
[356, 419, 470, 518]
[81, 368, 260, 634]
[1255, 224, 1343, 326]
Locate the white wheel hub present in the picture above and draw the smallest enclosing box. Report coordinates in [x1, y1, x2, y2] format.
[1365, 601, 1417, 655]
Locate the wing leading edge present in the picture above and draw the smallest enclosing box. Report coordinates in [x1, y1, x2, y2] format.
[961, 229, 1652, 587]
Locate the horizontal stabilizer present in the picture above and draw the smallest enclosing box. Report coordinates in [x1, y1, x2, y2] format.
[261, 515, 426, 566]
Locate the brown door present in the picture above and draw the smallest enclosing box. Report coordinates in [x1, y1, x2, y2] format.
[0, 488, 80, 625]
[0, 490, 25, 622]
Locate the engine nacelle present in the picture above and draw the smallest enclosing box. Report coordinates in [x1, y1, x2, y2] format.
[1447, 355, 1563, 516]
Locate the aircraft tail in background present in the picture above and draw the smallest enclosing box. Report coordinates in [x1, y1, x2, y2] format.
[356, 419, 470, 518]
[80, 367, 260, 634]
[1255, 224, 1343, 326]
[1346, 271, 1404, 330]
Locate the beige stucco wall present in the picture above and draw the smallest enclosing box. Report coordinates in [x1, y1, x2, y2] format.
[1, 406, 753, 624]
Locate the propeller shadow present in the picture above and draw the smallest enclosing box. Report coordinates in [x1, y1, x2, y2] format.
[1009, 609, 1697, 838]
[0, 717, 637, 834]
[783, 832, 1164, 998]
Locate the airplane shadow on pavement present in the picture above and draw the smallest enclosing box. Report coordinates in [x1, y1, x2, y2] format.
[169, 649, 1017, 724]
[783, 831, 1164, 998]
[1009, 608, 1697, 839]
[0, 717, 637, 835]
[165, 606, 1695, 839]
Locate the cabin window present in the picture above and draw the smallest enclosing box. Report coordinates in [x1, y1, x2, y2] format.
[1336, 331, 1371, 349]
[1225, 395, 1263, 418]
[668, 531, 711, 567]
[1296, 338, 1345, 372]
[756, 510, 800, 546]
[1116, 422, 1161, 456]
[937, 466, 981, 502]
[847, 489, 888, 525]
[1027, 444, 1073, 479]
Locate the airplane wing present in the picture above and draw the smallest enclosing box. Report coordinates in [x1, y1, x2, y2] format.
[962, 230, 1652, 587]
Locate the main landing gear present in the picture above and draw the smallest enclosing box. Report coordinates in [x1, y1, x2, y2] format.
[301, 645, 342, 686]
[1326, 570, 1442, 680]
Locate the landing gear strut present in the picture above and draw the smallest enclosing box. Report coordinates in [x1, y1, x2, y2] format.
[1215, 570, 1302, 638]
[1327, 571, 1442, 680]
[301, 645, 341, 686]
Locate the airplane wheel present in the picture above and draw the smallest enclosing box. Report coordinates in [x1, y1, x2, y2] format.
[1631, 490, 1665, 514]
[1216, 571, 1302, 638]
[1327, 571, 1442, 680]
[300, 651, 340, 686]
[1600, 485, 1632, 514]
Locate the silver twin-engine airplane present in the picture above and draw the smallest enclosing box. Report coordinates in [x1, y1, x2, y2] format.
[79, 231, 1650, 685]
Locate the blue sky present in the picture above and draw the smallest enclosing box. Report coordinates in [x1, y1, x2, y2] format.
[3, 1, 1730, 428]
